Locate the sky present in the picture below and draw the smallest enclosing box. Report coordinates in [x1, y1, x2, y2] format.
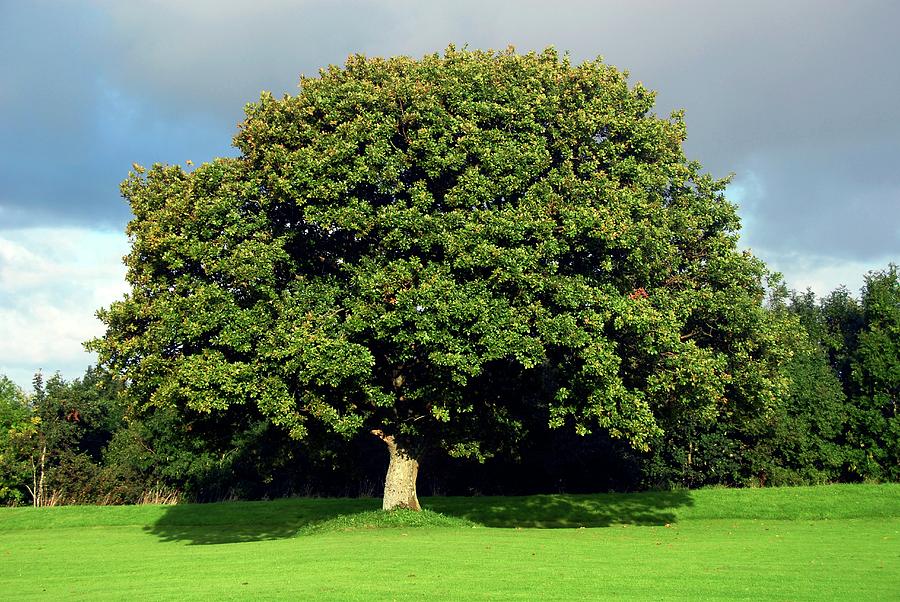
[1, 0, 898, 391]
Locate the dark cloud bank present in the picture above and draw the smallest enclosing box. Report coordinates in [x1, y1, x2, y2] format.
[2, 0, 897, 268]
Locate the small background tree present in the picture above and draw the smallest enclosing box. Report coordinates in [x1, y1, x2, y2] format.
[0, 376, 32, 505]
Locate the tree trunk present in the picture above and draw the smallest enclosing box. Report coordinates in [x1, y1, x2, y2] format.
[372, 429, 421, 511]
[28, 444, 47, 508]
[37, 444, 45, 507]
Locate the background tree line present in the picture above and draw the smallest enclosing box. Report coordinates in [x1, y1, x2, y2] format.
[2, 265, 896, 506]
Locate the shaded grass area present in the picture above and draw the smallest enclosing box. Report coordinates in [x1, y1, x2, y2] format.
[2, 483, 895, 543]
[428, 488, 692, 528]
[428, 482, 900, 527]
[0, 484, 898, 600]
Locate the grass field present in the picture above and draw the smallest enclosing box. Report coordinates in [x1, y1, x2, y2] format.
[1, 484, 898, 600]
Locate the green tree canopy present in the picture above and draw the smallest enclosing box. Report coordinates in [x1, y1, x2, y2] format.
[91, 47, 788, 509]
[0, 375, 31, 504]
[847, 266, 899, 479]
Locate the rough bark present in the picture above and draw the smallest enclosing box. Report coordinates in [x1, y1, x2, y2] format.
[372, 429, 421, 511]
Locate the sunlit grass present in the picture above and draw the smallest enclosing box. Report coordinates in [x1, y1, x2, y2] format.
[1, 484, 898, 600]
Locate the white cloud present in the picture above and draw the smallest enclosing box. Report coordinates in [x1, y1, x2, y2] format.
[729, 177, 895, 296]
[0, 227, 129, 391]
[756, 251, 894, 298]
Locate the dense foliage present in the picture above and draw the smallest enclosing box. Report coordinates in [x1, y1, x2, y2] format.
[0, 266, 896, 504]
[88, 48, 798, 507]
[834, 267, 899, 480]
[2, 49, 896, 506]
[0, 376, 31, 504]
[643, 267, 898, 488]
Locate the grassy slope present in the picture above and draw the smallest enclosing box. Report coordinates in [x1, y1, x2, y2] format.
[1, 484, 898, 600]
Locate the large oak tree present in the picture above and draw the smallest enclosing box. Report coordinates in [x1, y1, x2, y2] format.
[92, 48, 788, 509]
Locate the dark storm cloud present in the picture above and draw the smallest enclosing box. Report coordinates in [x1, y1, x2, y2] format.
[731, 140, 900, 259]
[2, 0, 898, 263]
[0, 2, 238, 228]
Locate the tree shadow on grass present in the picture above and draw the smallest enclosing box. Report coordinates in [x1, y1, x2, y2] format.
[426, 490, 694, 528]
[145, 497, 380, 545]
[146, 490, 693, 545]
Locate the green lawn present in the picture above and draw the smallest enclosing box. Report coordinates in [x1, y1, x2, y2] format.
[1, 484, 898, 600]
